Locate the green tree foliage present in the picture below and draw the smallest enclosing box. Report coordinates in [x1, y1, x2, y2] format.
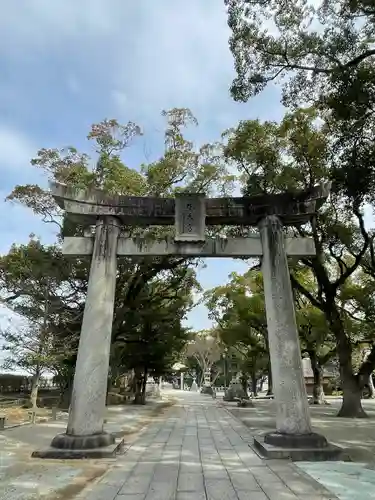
[0, 322, 74, 408]
[205, 270, 270, 395]
[2, 109, 235, 403]
[0, 237, 84, 405]
[184, 329, 223, 386]
[114, 265, 199, 403]
[225, 0, 375, 178]
[294, 268, 337, 403]
[224, 109, 375, 416]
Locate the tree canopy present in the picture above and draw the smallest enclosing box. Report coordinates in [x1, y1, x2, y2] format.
[204, 270, 270, 394]
[223, 107, 375, 416]
[1, 108, 236, 404]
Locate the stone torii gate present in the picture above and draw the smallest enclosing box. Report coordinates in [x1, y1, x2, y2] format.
[34, 181, 340, 460]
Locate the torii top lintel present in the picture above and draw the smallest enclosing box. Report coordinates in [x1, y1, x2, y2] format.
[50, 181, 331, 227]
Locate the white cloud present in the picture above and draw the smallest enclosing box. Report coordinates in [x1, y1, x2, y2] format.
[110, 3, 235, 123]
[0, 1, 250, 127]
[0, 127, 54, 254]
[0, 127, 35, 174]
[0, 0, 121, 55]
[0, 1, 281, 334]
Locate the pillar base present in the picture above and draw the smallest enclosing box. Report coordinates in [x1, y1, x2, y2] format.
[253, 434, 345, 462]
[32, 432, 124, 460]
[51, 431, 115, 450]
[264, 431, 328, 449]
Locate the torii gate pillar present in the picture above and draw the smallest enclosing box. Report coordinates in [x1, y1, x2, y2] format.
[33, 216, 121, 458]
[258, 216, 325, 449]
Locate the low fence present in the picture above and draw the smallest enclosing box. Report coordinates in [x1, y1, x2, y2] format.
[0, 397, 25, 408]
[0, 374, 59, 394]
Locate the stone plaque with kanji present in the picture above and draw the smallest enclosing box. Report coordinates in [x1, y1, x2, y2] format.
[175, 193, 206, 242]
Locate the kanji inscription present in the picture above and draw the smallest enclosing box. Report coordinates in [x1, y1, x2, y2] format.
[175, 193, 206, 242]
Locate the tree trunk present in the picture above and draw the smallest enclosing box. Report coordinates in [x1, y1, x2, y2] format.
[337, 376, 367, 417]
[212, 370, 221, 386]
[251, 373, 258, 397]
[266, 361, 273, 396]
[329, 309, 367, 417]
[55, 367, 75, 409]
[133, 369, 146, 405]
[30, 370, 41, 409]
[240, 373, 248, 397]
[309, 351, 325, 405]
[106, 375, 112, 395]
[59, 384, 72, 410]
[368, 374, 375, 399]
[339, 373, 367, 417]
[312, 366, 325, 405]
[129, 371, 136, 393]
[141, 368, 147, 404]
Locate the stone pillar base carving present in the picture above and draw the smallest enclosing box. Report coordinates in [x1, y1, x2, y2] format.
[51, 431, 115, 450]
[264, 431, 328, 449]
[32, 430, 123, 460]
[253, 434, 344, 461]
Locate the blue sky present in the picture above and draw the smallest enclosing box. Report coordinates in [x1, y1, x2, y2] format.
[0, 0, 287, 332]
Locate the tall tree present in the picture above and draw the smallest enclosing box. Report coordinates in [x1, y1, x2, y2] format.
[0, 238, 84, 405]
[225, 0, 375, 411]
[114, 265, 199, 404]
[185, 330, 223, 386]
[2, 109, 236, 404]
[223, 109, 375, 416]
[225, 0, 375, 122]
[0, 322, 74, 408]
[225, 0, 375, 208]
[295, 289, 337, 404]
[205, 270, 270, 395]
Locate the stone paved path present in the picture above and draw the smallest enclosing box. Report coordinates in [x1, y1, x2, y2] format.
[79, 392, 337, 500]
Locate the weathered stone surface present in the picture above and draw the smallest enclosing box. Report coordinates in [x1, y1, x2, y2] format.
[177, 472, 204, 491]
[264, 432, 328, 449]
[62, 235, 316, 258]
[50, 181, 331, 227]
[72, 392, 340, 499]
[259, 215, 312, 436]
[32, 437, 124, 459]
[175, 192, 206, 242]
[254, 435, 344, 462]
[51, 431, 115, 450]
[51, 216, 120, 450]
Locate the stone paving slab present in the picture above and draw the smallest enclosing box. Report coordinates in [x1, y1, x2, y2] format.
[0, 399, 170, 500]
[296, 462, 375, 500]
[0, 436, 107, 500]
[222, 396, 375, 500]
[226, 398, 375, 462]
[77, 392, 337, 500]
